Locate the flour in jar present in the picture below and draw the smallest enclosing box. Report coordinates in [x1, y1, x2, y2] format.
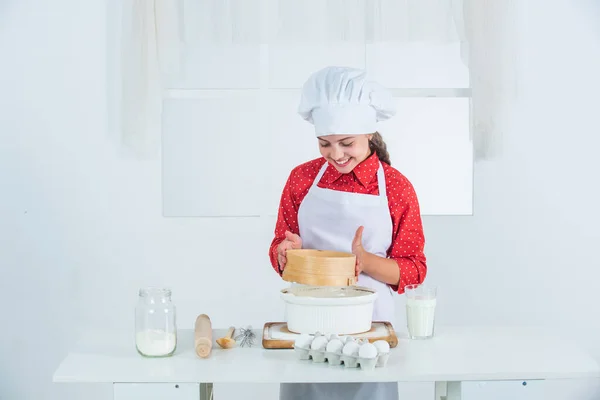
[136, 329, 177, 356]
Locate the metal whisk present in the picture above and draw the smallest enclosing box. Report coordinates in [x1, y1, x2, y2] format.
[234, 326, 256, 347]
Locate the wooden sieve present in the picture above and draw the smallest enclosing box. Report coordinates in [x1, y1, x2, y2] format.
[282, 249, 357, 286]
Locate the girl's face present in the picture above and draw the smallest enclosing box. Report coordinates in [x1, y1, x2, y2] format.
[318, 133, 373, 174]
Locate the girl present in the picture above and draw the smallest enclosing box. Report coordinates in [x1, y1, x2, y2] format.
[268, 66, 427, 400]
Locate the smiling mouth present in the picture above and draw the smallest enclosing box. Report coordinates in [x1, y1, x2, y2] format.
[334, 158, 351, 167]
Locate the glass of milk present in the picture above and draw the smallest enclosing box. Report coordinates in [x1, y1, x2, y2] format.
[405, 284, 437, 339]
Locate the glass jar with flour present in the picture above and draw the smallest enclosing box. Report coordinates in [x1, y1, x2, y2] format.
[135, 287, 177, 357]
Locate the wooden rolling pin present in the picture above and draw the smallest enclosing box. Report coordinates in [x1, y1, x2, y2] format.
[194, 314, 212, 358]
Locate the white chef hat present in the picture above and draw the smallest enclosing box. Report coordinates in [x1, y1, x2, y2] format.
[298, 66, 396, 136]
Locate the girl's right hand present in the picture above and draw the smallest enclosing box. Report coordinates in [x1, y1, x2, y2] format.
[277, 230, 302, 271]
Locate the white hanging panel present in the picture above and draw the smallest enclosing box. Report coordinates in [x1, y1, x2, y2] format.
[165, 0, 262, 88]
[269, 0, 366, 43]
[268, 44, 366, 88]
[263, 90, 322, 216]
[365, 0, 460, 43]
[262, 95, 473, 216]
[161, 94, 264, 217]
[366, 42, 469, 88]
[183, 0, 261, 44]
[267, 0, 366, 88]
[165, 44, 262, 89]
[365, 0, 468, 88]
[378, 97, 473, 215]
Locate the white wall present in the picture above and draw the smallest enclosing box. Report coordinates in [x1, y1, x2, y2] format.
[1, 1, 599, 400]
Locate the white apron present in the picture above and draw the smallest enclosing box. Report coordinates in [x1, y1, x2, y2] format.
[280, 160, 398, 400]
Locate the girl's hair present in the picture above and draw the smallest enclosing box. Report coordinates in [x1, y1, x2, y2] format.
[369, 131, 391, 165]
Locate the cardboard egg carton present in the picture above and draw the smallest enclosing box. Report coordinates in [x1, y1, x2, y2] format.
[292, 333, 390, 370]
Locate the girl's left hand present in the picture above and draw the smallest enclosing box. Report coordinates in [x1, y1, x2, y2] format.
[352, 226, 366, 276]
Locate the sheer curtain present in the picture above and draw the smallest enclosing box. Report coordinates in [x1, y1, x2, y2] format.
[119, 0, 183, 156]
[455, 0, 520, 159]
[365, 0, 519, 159]
[117, 0, 518, 159]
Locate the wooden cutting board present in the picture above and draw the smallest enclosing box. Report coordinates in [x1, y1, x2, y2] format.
[262, 321, 398, 349]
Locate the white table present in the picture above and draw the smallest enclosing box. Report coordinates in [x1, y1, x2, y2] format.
[53, 326, 600, 400]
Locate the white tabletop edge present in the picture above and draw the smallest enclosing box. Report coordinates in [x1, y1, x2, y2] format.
[52, 326, 600, 384]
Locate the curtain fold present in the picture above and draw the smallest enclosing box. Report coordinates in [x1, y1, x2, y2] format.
[455, 0, 520, 160]
[119, 0, 182, 156]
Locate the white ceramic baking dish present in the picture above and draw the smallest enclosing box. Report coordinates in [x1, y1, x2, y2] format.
[281, 286, 378, 335]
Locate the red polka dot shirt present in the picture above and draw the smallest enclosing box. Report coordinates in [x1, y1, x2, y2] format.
[268, 152, 427, 294]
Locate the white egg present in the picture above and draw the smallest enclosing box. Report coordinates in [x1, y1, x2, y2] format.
[342, 341, 360, 356]
[310, 335, 329, 350]
[373, 340, 390, 354]
[294, 334, 313, 349]
[325, 338, 344, 354]
[358, 342, 378, 359]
